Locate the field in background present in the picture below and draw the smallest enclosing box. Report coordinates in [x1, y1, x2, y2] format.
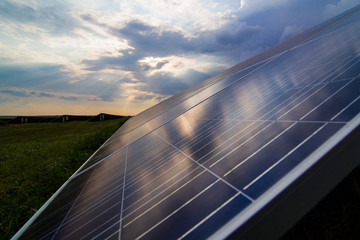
[0, 118, 129, 239]
[1, 117, 359, 239]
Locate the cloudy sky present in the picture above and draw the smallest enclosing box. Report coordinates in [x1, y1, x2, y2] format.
[0, 0, 358, 116]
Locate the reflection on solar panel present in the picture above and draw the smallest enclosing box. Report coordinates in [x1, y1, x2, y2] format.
[13, 5, 360, 240]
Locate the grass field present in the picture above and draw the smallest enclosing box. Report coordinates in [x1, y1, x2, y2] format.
[0, 118, 129, 239]
[1, 117, 359, 239]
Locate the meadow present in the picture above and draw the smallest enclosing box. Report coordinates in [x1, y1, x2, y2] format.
[0, 118, 129, 239]
[0, 117, 359, 239]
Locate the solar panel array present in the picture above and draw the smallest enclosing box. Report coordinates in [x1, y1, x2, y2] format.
[13, 5, 360, 240]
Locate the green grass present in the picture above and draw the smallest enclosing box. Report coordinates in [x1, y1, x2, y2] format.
[0, 118, 129, 239]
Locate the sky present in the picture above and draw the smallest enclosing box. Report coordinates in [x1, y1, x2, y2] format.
[0, 0, 359, 116]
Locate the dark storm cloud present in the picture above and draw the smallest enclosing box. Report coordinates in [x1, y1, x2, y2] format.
[115, 20, 262, 54]
[215, 22, 262, 45]
[82, 51, 141, 71]
[81, 18, 263, 72]
[111, 20, 194, 55]
[1, 0, 352, 108]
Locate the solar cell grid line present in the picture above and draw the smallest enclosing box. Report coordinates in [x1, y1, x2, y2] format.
[259, 52, 357, 96]
[222, 122, 329, 190]
[72, 73, 274, 178]
[139, 79, 316, 163]
[242, 122, 329, 191]
[122, 167, 206, 219]
[124, 54, 292, 142]
[13, 5, 360, 240]
[78, 215, 119, 240]
[246, 35, 358, 101]
[158, 117, 265, 158]
[114, 5, 360, 141]
[104, 45, 301, 148]
[129, 17, 358, 238]
[50, 184, 124, 237]
[210, 43, 358, 124]
[150, 35, 358, 197]
[124, 136, 192, 174]
[61, 179, 124, 222]
[122, 159, 202, 208]
[193, 122, 272, 168]
[222, 122, 297, 177]
[122, 171, 209, 221]
[123, 158, 193, 201]
[179, 91, 352, 179]
[79, 18, 360, 178]
[153, 131, 254, 201]
[331, 95, 360, 120]
[115, 50, 289, 131]
[334, 98, 360, 121]
[179, 123, 325, 238]
[278, 79, 359, 121]
[260, 83, 349, 121]
[20, 170, 99, 239]
[205, 122, 293, 175]
[162, 86, 346, 169]
[123, 156, 194, 197]
[124, 55, 279, 143]
[125, 177, 222, 227]
[124, 154, 187, 191]
[178, 192, 242, 239]
[118, 146, 129, 240]
[123, 147, 175, 184]
[121, 172, 225, 239]
[124, 137, 186, 176]
[307, 13, 360, 43]
[119, 138, 233, 205]
[76, 135, 129, 171]
[173, 120, 258, 158]
[95, 146, 183, 206]
[32, 149, 128, 239]
[272, 60, 360, 120]
[38, 171, 98, 240]
[110, 55, 276, 141]
[133, 179, 222, 240]
[276, 82, 331, 120]
[300, 77, 360, 121]
[128, 182, 241, 240]
[123, 140, 192, 186]
[50, 184, 119, 232]
[165, 7, 352, 238]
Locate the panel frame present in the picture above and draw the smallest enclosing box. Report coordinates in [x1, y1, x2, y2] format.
[210, 113, 360, 240]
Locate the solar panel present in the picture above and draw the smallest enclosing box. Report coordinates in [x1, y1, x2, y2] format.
[13, 5, 360, 240]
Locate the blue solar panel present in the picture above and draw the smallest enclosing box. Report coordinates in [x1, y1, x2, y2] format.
[13, 4, 360, 240]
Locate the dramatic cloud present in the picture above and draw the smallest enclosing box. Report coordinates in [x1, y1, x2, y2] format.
[0, 0, 356, 115]
[0, 0, 80, 36]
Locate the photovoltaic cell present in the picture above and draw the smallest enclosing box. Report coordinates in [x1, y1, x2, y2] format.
[13, 4, 360, 240]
